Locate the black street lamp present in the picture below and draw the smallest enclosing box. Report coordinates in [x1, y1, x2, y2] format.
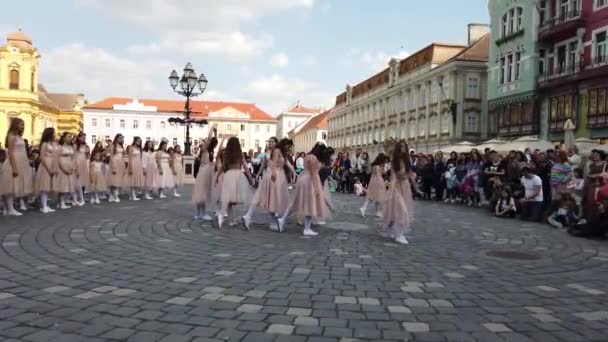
[168, 62, 209, 156]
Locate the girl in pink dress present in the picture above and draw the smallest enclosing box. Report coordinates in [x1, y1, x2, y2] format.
[142, 141, 158, 200]
[54, 132, 78, 210]
[107, 134, 126, 202]
[278, 143, 333, 236]
[156, 140, 175, 198]
[360, 153, 388, 218]
[127, 137, 145, 201]
[89, 151, 107, 204]
[218, 137, 253, 228]
[193, 127, 218, 220]
[242, 138, 295, 231]
[0, 118, 33, 216]
[172, 146, 184, 197]
[35, 128, 57, 214]
[74, 132, 89, 206]
[382, 140, 417, 244]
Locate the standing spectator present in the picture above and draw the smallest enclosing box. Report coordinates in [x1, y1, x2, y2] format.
[466, 151, 483, 206]
[520, 167, 544, 222]
[446, 151, 458, 169]
[534, 152, 553, 213]
[549, 150, 572, 213]
[433, 152, 446, 200]
[419, 155, 434, 200]
[360, 152, 371, 187]
[567, 168, 585, 216]
[583, 149, 607, 219]
[339, 152, 352, 193]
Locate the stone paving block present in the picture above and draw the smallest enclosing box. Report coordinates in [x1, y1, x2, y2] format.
[388, 305, 412, 313]
[244, 290, 267, 298]
[165, 297, 194, 305]
[334, 296, 356, 304]
[402, 322, 430, 332]
[266, 324, 294, 335]
[287, 307, 312, 316]
[238, 304, 263, 313]
[174, 277, 198, 283]
[74, 291, 103, 300]
[294, 316, 318, 326]
[482, 323, 512, 332]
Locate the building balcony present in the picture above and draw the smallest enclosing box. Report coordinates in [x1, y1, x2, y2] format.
[495, 29, 524, 46]
[538, 62, 582, 89]
[538, 10, 585, 42]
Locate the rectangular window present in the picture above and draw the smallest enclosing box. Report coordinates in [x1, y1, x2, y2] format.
[569, 41, 578, 67]
[590, 89, 598, 115]
[467, 78, 479, 98]
[9, 69, 19, 90]
[146, 120, 151, 129]
[133, 120, 139, 129]
[255, 139, 260, 148]
[500, 57, 506, 84]
[226, 123, 232, 132]
[598, 0, 608, 10]
[403, 92, 409, 110]
[266, 124, 270, 133]
[442, 77, 450, 100]
[431, 81, 438, 103]
[540, 1, 547, 25]
[465, 112, 479, 133]
[322, 131, 327, 140]
[502, 14, 508, 37]
[255, 124, 260, 132]
[240, 124, 245, 131]
[105, 119, 111, 128]
[173, 138, 178, 146]
[120, 119, 125, 128]
[515, 52, 521, 80]
[240, 139, 245, 148]
[595, 31, 607, 63]
[517, 7, 523, 30]
[160, 121, 166, 129]
[507, 54, 514, 82]
[539, 49, 546, 74]
[509, 8, 515, 34]
[560, 0, 569, 18]
[92, 118, 97, 127]
[91, 135, 97, 145]
[599, 88, 606, 114]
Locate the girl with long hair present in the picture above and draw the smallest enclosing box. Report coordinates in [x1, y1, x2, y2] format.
[218, 137, 253, 228]
[142, 140, 158, 200]
[254, 137, 279, 186]
[211, 141, 226, 215]
[171, 145, 184, 197]
[89, 151, 107, 204]
[54, 132, 79, 209]
[73, 132, 89, 206]
[127, 137, 145, 201]
[192, 126, 218, 220]
[360, 153, 388, 218]
[0, 118, 33, 215]
[242, 138, 295, 231]
[156, 140, 175, 198]
[107, 134, 125, 202]
[381, 139, 418, 244]
[35, 127, 57, 213]
[277, 143, 333, 236]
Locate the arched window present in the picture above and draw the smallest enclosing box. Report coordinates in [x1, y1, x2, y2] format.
[9, 69, 19, 90]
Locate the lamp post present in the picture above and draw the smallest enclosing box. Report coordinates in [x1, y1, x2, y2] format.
[168, 62, 208, 156]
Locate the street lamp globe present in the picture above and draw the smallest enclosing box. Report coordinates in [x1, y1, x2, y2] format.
[169, 70, 179, 89]
[179, 75, 188, 91]
[187, 71, 198, 89]
[184, 62, 194, 78]
[198, 74, 208, 92]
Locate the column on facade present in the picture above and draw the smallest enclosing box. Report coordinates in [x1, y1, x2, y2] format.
[480, 73, 489, 139]
[456, 72, 466, 138]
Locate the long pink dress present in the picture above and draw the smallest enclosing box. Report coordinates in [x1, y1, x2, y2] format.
[192, 152, 213, 205]
[35, 142, 56, 194]
[128, 147, 145, 188]
[107, 145, 125, 188]
[366, 165, 386, 202]
[173, 154, 184, 187]
[0, 135, 33, 197]
[382, 162, 414, 232]
[251, 149, 290, 214]
[290, 154, 332, 220]
[53, 145, 76, 194]
[157, 151, 175, 189]
[74, 145, 89, 189]
[220, 161, 251, 208]
[143, 151, 159, 191]
[89, 161, 107, 192]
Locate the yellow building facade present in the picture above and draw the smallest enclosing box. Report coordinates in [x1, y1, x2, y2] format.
[0, 29, 84, 147]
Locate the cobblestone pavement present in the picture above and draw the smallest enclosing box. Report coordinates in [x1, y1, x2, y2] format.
[1, 188, 608, 342]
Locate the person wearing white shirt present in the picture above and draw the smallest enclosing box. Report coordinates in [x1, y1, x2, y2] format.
[520, 166, 544, 222]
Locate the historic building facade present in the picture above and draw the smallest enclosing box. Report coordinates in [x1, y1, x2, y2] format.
[276, 102, 321, 139]
[328, 25, 490, 155]
[290, 108, 332, 153]
[83, 98, 277, 152]
[487, 0, 542, 138]
[0, 29, 84, 145]
[537, 0, 608, 143]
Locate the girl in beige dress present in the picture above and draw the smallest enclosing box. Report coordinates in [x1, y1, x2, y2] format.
[1, 118, 33, 216]
[360, 153, 388, 218]
[74, 132, 89, 206]
[35, 128, 57, 214]
[54, 132, 79, 210]
[142, 141, 158, 200]
[242, 138, 294, 231]
[88, 151, 107, 204]
[156, 140, 175, 198]
[171, 145, 184, 197]
[192, 127, 218, 220]
[107, 134, 126, 202]
[218, 137, 253, 228]
[127, 137, 145, 201]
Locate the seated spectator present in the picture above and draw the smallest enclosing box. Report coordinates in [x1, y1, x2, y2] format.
[520, 167, 544, 222]
[495, 188, 516, 218]
[568, 182, 608, 239]
[547, 193, 579, 229]
[353, 177, 366, 197]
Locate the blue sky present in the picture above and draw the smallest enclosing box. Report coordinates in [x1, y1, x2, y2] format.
[2, 0, 489, 115]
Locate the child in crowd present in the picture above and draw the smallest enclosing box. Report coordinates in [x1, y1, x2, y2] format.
[567, 168, 584, 216]
[353, 178, 366, 197]
[89, 152, 107, 204]
[327, 177, 337, 193]
[444, 165, 458, 203]
[548, 192, 579, 229]
[495, 188, 516, 218]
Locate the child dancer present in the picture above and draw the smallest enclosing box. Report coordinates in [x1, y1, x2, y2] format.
[54, 132, 78, 210]
[278, 143, 333, 236]
[0, 118, 33, 215]
[74, 132, 89, 206]
[242, 138, 293, 231]
[142, 141, 158, 200]
[360, 153, 387, 218]
[171, 145, 184, 197]
[127, 137, 145, 201]
[156, 140, 175, 198]
[381, 140, 417, 244]
[192, 126, 218, 220]
[107, 134, 125, 202]
[218, 137, 253, 228]
[89, 152, 107, 204]
[35, 128, 56, 213]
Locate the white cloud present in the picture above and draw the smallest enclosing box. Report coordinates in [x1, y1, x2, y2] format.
[270, 52, 289, 68]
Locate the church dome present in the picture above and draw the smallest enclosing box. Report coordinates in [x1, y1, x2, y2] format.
[7, 28, 33, 49]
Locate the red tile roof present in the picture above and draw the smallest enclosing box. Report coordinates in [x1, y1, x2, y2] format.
[293, 108, 333, 135]
[84, 97, 276, 122]
[286, 102, 322, 114]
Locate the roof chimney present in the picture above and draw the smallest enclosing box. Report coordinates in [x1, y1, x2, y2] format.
[468, 23, 490, 46]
